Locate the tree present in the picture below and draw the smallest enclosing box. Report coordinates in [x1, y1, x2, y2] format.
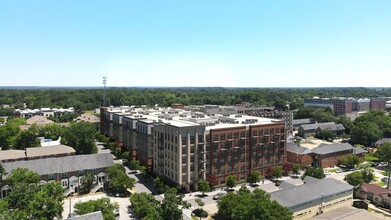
[61, 122, 97, 154]
[247, 171, 262, 186]
[139, 165, 147, 181]
[3, 168, 64, 220]
[197, 179, 210, 196]
[226, 175, 237, 189]
[130, 192, 162, 219]
[302, 167, 325, 180]
[350, 121, 382, 146]
[282, 163, 292, 176]
[206, 174, 218, 189]
[160, 188, 190, 220]
[316, 129, 336, 140]
[361, 166, 374, 183]
[107, 164, 135, 194]
[79, 172, 95, 194]
[28, 182, 65, 220]
[338, 155, 360, 168]
[376, 142, 391, 188]
[217, 188, 292, 220]
[0, 164, 7, 186]
[271, 165, 283, 180]
[130, 160, 141, 170]
[74, 198, 119, 220]
[13, 129, 40, 150]
[39, 124, 65, 140]
[195, 198, 205, 209]
[154, 176, 168, 194]
[292, 164, 301, 177]
[344, 171, 364, 188]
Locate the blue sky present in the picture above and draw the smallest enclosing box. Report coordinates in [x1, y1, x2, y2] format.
[0, 1, 390, 87]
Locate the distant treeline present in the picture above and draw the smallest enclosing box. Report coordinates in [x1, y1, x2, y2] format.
[0, 87, 390, 112]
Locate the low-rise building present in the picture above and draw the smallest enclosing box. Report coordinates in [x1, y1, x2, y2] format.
[270, 178, 354, 219]
[0, 145, 76, 163]
[1, 153, 114, 197]
[311, 143, 361, 168]
[286, 143, 313, 167]
[356, 183, 391, 208]
[298, 122, 344, 138]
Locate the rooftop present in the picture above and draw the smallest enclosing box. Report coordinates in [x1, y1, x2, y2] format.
[0, 150, 26, 161]
[25, 145, 75, 158]
[270, 178, 353, 209]
[287, 143, 312, 154]
[311, 143, 353, 155]
[2, 153, 114, 180]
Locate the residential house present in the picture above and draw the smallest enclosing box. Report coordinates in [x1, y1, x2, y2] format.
[270, 178, 354, 219]
[292, 118, 314, 130]
[298, 122, 344, 138]
[356, 183, 391, 208]
[375, 138, 391, 147]
[0, 145, 76, 163]
[1, 153, 114, 197]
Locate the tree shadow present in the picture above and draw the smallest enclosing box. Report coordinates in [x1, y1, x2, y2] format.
[196, 193, 208, 198]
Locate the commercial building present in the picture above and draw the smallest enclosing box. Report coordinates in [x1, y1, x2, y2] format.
[270, 178, 354, 219]
[101, 106, 287, 191]
[311, 143, 364, 168]
[286, 143, 312, 167]
[14, 107, 75, 118]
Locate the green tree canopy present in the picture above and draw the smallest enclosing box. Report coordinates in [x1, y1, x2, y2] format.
[74, 198, 119, 220]
[226, 175, 237, 189]
[106, 164, 135, 194]
[338, 155, 361, 169]
[160, 188, 190, 220]
[79, 172, 95, 194]
[350, 121, 382, 146]
[292, 164, 301, 177]
[61, 122, 97, 154]
[272, 165, 283, 180]
[217, 188, 292, 220]
[344, 171, 364, 188]
[247, 171, 262, 185]
[130, 192, 161, 220]
[13, 128, 40, 150]
[302, 167, 325, 180]
[197, 179, 211, 195]
[376, 142, 391, 188]
[2, 168, 64, 220]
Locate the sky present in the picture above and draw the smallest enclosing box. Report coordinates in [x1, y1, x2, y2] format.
[0, 1, 390, 87]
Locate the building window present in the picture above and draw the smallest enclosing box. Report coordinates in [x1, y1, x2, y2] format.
[61, 173, 67, 178]
[79, 170, 85, 176]
[48, 174, 54, 180]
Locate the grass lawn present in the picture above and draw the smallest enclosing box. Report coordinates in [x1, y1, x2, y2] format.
[365, 153, 379, 162]
[329, 168, 339, 173]
[377, 182, 386, 187]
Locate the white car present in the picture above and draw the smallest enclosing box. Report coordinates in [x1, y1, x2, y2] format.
[324, 171, 331, 175]
[213, 192, 227, 200]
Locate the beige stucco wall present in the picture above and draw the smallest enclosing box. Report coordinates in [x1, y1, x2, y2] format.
[292, 194, 353, 219]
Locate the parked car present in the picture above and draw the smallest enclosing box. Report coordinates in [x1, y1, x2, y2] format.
[213, 192, 227, 200]
[324, 171, 331, 175]
[113, 208, 120, 219]
[336, 169, 344, 173]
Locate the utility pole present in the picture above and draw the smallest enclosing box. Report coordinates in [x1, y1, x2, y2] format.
[103, 76, 107, 106]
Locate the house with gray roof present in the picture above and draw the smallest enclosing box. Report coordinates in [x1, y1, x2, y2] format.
[298, 122, 345, 138]
[292, 118, 314, 130]
[270, 178, 353, 219]
[0, 145, 76, 163]
[375, 138, 391, 147]
[1, 153, 114, 197]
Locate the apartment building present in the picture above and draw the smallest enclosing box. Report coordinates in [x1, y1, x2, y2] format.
[304, 97, 386, 115]
[101, 106, 287, 192]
